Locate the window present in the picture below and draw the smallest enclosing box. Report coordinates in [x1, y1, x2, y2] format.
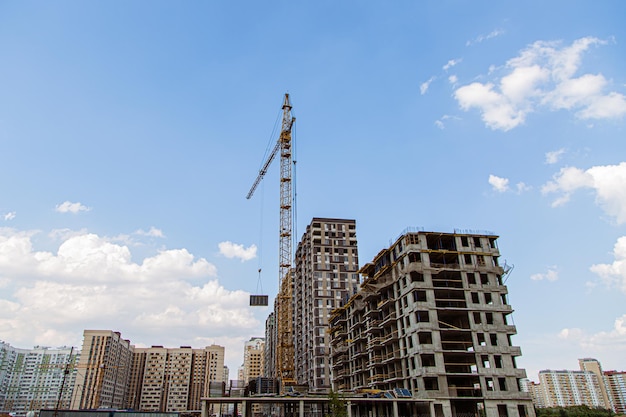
[485, 293, 493, 304]
[481, 274, 489, 285]
[495, 355, 503, 368]
[490, 333, 498, 346]
[486, 377, 494, 391]
[418, 332, 432, 344]
[486, 313, 493, 325]
[424, 377, 439, 390]
[421, 354, 435, 367]
[473, 312, 481, 324]
[471, 292, 479, 303]
[414, 291, 427, 302]
[468, 273, 476, 285]
[416, 311, 429, 322]
[477, 333, 486, 346]
[461, 236, 469, 247]
[464, 254, 472, 265]
[482, 355, 490, 368]
[410, 271, 424, 282]
[498, 405, 509, 417]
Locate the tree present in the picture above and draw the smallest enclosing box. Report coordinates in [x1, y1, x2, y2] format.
[328, 390, 348, 417]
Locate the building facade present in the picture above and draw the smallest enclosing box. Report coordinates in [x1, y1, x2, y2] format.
[241, 338, 265, 384]
[604, 371, 626, 414]
[329, 230, 535, 417]
[0, 342, 78, 417]
[537, 369, 606, 408]
[70, 330, 133, 410]
[293, 218, 360, 392]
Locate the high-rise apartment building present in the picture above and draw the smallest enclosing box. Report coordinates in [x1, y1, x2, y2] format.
[293, 218, 360, 392]
[329, 230, 535, 417]
[131, 344, 224, 412]
[241, 338, 265, 384]
[579, 358, 610, 408]
[69, 330, 224, 413]
[604, 371, 626, 414]
[0, 342, 77, 417]
[70, 330, 133, 410]
[537, 369, 606, 408]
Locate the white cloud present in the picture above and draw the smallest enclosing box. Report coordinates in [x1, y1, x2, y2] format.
[3, 212, 15, 221]
[488, 174, 509, 192]
[55, 201, 91, 214]
[0, 228, 257, 354]
[557, 316, 626, 355]
[434, 114, 460, 130]
[466, 28, 505, 46]
[545, 148, 566, 164]
[516, 182, 531, 193]
[218, 241, 257, 262]
[453, 37, 626, 131]
[448, 75, 458, 84]
[590, 236, 626, 294]
[443, 58, 462, 71]
[135, 227, 165, 238]
[542, 162, 626, 223]
[530, 266, 559, 281]
[420, 76, 436, 95]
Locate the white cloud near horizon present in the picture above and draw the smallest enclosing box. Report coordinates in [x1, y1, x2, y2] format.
[218, 241, 257, 262]
[55, 201, 91, 214]
[3, 212, 16, 221]
[489, 174, 509, 192]
[530, 266, 559, 281]
[454, 37, 626, 131]
[542, 162, 626, 224]
[135, 227, 165, 238]
[591, 236, 626, 294]
[558, 314, 626, 358]
[0, 228, 259, 356]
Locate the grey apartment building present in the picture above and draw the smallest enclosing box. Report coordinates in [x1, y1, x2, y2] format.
[329, 229, 535, 417]
[293, 218, 360, 392]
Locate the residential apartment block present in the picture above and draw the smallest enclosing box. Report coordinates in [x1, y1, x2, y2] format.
[527, 359, 625, 413]
[293, 218, 360, 392]
[329, 230, 535, 417]
[70, 330, 134, 410]
[130, 344, 224, 412]
[241, 338, 265, 384]
[0, 342, 77, 417]
[537, 369, 606, 408]
[604, 371, 626, 414]
[70, 330, 224, 413]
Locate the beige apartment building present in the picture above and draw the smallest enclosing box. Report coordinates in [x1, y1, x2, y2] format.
[71, 330, 133, 410]
[329, 230, 535, 417]
[537, 369, 606, 408]
[70, 330, 224, 413]
[293, 218, 360, 392]
[241, 338, 265, 384]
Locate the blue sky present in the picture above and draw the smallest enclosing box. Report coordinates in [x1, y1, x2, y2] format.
[1, 1, 625, 379]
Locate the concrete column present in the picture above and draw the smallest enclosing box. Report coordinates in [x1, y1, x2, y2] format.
[299, 399, 304, 417]
[241, 400, 247, 417]
[393, 401, 399, 417]
[347, 401, 352, 417]
[201, 399, 208, 417]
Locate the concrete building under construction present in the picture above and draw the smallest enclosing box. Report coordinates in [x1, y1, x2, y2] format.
[329, 229, 535, 417]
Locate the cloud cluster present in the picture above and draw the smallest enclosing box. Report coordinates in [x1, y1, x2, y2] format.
[219, 241, 257, 262]
[55, 201, 91, 214]
[466, 29, 505, 46]
[591, 236, 626, 294]
[530, 266, 559, 282]
[0, 228, 258, 363]
[542, 162, 626, 224]
[558, 314, 626, 356]
[488, 175, 530, 194]
[454, 37, 626, 130]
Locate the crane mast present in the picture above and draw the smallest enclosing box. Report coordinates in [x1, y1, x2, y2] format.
[247, 93, 296, 386]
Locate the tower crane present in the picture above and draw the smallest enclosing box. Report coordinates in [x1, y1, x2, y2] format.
[246, 93, 296, 386]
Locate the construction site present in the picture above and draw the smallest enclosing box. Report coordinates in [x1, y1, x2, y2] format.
[230, 94, 536, 417]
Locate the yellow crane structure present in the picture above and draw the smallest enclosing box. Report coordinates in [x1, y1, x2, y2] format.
[247, 93, 296, 387]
